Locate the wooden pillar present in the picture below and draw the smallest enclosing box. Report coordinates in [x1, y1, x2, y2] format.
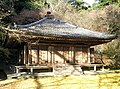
[52, 47, 55, 74]
[52, 47, 54, 65]
[88, 47, 91, 64]
[69, 47, 72, 64]
[37, 46, 39, 64]
[18, 44, 24, 65]
[73, 47, 76, 63]
[102, 65, 105, 71]
[18, 47, 21, 64]
[24, 44, 29, 65]
[17, 44, 24, 65]
[47, 46, 55, 66]
[28, 44, 32, 65]
[90, 48, 95, 63]
[63, 47, 65, 64]
[26, 44, 29, 65]
[47, 48, 49, 63]
[16, 67, 19, 74]
[94, 65, 97, 71]
[81, 47, 83, 64]
[69, 47, 74, 63]
[24, 45, 27, 64]
[71, 47, 73, 63]
[49, 46, 53, 65]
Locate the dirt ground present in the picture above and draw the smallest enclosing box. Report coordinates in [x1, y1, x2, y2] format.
[0, 72, 120, 89]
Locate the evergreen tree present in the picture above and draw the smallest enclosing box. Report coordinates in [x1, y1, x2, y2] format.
[0, 0, 15, 61]
[68, 0, 90, 10]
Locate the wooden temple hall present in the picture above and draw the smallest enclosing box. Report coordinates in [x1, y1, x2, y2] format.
[6, 12, 116, 73]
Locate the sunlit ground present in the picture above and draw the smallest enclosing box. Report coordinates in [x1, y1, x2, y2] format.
[0, 72, 120, 89]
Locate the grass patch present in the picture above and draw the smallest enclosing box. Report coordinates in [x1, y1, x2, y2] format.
[0, 73, 120, 89]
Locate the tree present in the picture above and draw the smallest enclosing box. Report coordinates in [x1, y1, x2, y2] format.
[0, 0, 14, 62]
[103, 40, 120, 67]
[0, 0, 14, 21]
[68, 0, 90, 10]
[0, 0, 46, 63]
[94, 0, 120, 8]
[13, 0, 44, 14]
[92, 1, 120, 67]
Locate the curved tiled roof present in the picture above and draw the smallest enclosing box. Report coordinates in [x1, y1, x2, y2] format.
[17, 17, 116, 40]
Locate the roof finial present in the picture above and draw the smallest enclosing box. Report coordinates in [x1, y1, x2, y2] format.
[45, 11, 54, 19]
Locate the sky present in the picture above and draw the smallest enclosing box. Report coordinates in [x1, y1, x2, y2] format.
[83, 0, 99, 6]
[64, 0, 99, 6]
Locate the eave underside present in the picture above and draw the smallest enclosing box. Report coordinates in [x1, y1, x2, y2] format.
[6, 33, 112, 48]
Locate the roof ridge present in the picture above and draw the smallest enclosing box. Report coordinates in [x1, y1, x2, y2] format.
[17, 17, 48, 28]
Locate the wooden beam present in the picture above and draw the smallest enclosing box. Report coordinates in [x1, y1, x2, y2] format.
[31, 43, 88, 47]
